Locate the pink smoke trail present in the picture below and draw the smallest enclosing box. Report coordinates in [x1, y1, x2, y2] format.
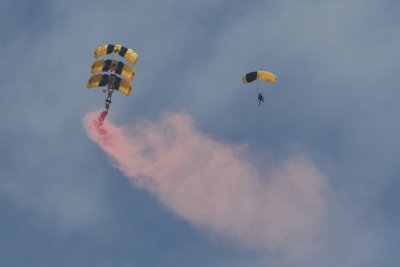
[84, 111, 332, 255]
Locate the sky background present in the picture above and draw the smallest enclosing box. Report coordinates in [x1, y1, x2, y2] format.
[1, 0, 399, 266]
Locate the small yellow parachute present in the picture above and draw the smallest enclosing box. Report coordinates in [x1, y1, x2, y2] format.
[94, 44, 138, 65]
[242, 71, 277, 84]
[87, 74, 132, 96]
[91, 59, 135, 81]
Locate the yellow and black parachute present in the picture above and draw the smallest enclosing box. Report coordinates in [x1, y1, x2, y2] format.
[242, 71, 277, 84]
[87, 44, 138, 114]
[94, 44, 138, 65]
[87, 74, 132, 96]
[91, 59, 135, 81]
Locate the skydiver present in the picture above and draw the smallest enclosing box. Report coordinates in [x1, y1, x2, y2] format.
[257, 92, 265, 106]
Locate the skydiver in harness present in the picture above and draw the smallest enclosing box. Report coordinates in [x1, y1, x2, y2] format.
[257, 92, 265, 106]
[103, 74, 117, 115]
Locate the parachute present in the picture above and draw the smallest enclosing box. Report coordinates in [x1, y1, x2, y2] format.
[94, 44, 138, 65]
[242, 70, 277, 106]
[91, 59, 135, 81]
[242, 71, 277, 84]
[87, 74, 132, 96]
[87, 44, 138, 115]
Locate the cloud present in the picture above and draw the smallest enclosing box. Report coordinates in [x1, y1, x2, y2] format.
[84, 110, 333, 257]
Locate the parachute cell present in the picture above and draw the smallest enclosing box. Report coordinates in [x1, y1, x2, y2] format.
[242, 71, 277, 84]
[94, 44, 138, 65]
[91, 59, 135, 81]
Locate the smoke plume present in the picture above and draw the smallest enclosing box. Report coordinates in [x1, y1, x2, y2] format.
[84, 111, 333, 256]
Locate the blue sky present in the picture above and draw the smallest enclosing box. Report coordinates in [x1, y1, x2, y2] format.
[1, 0, 399, 266]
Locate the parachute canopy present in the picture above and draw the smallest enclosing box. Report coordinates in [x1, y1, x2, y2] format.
[87, 74, 132, 96]
[242, 71, 277, 84]
[91, 59, 135, 81]
[94, 44, 138, 65]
